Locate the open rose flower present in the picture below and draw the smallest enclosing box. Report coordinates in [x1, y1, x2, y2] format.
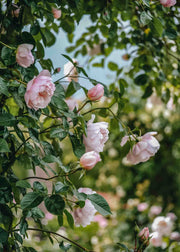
[72, 188, 97, 227]
[87, 84, 104, 101]
[152, 216, 173, 236]
[64, 59, 78, 82]
[149, 206, 162, 216]
[52, 8, 61, 19]
[121, 132, 160, 165]
[16, 44, 34, 68]
[80, 151, 101, 170]
[24, 70, 55, 110]
[150, 232, 163, 247]
[83, 114, 109, 153]
[160, 0, 176, 7]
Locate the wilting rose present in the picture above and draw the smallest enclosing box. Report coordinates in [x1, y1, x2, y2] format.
[121, 132, 160, 165]
[150, 232, 162, 247]
[139, 227, 149, 240]
[24, 70, 55, 110]
[149, 206, 162, 216]
[83, 114, 109, 153]
[64, 59, 78, 82]
[137, 202, 148, 212]
[160, 0, 176, 7]
[72, 188, 97, 227]
[152, 216, 173, 236]
[52, 8, 61, 19]
[87, 84, 104, 101]
[16, 44, 34, 68]
[80, 151, 101, 170]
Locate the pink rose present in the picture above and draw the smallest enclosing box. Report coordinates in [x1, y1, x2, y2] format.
[87, 84, 104, 101]
[150, 232, 162, 247]
[152, 216, 173, 236]
[150, 206, 162, 216]
[80, 151, 101, 170]
[16, 44, 34, 68]
[139, 227, 149, 240]
[121, 132, 160, 165]
[52, 8, 61, 19]
[166, 212, 177, 221]
[24, 70, 55, 110]
[72, 188, 97, 227]
[137, 202, 148, 212]
[83, 115, 109, 153]
[160, 0, 176, 7]
[94, 214, 108, 228]
[170, 232, 180, 241]
[64, 59, 78, 82]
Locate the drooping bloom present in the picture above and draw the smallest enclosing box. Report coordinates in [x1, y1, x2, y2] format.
[83, 115, 109, 153]
[64, 59, 78, 82]
[152, 216, 173, 236]
[24, 70, 55, 110]
[139, 227, 150, 240]
[16, 44, 34, 68]
[150, 232, 163, 247]
[80, 151, 101, 170]
[87, 84, 104, 101]
[121, 132, 160, 165]
[160, 0, 176, 7]
[72, 188, 97, 227]
[52, 8, 61, 19]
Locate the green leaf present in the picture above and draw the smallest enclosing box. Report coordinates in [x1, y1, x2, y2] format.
[65, 80, 81, 98]
[1, 47, 15, 66]
[59, 241, 71, 251]
[44, 195, 65, 215]
[87, 193, 112, 216]
[64, 209, 74, 229]
[50, 128, 67, 140]
[16, 180, 31, 189]
[61, 16, 75, 34]
[31, 207, 45, 218]
[117, 243, 129, 252]
[58, 213, 63, 227]
[0, 139, 10, 152]
[140, 11, 152, 26]
[108, 61, 118, 71]
[142, 85, 153, 98]
[69, 134, 85, 158]
[0, 113, 16, 126]
[0, 227, 8, 243]
[20, 218, 28, 235]
[0, 77, 9, 96]
[150, 17, 163, 37]
[33, 181, 46, 192]
[20, 192, 44, 210]
[21, 32, 36, 46]
[55, 182, 69, 193]
[14, 232, 23, 244]
[134, 74, 149, 86]
[142, 0, 150, 6]
[62, 54, 74, 64]
[41, 28, 56, 47]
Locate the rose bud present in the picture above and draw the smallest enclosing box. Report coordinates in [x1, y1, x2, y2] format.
[139, 227, 150, 240]
[52, 8, 61, 19]
[24, 70, 55, 110]
[80, 151, 101, 170]
[16, 44, 34, 68]
[87, 84, 104, 101]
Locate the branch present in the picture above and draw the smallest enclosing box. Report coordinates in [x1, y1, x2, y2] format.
[22, 168, 82, 181]
[11, 227, 94, 252]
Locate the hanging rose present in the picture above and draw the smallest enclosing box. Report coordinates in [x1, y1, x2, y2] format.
[80, 151, 101, 170]
[16, 44, 34, 68]
[24, 70, 55, 110]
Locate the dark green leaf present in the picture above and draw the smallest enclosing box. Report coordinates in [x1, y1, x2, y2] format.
[50, 128, 67, 140]
[44, 195, 65, 215]
[55, 182, 69, 193]
[0, 227, 8, 243]
[14, 232, 23, 244]
[64, 209, 74, 229]
[65, 80, 81, 98]
[0, 139, 10, 152]
[87, 193, 112, 216]
[58, 213, 64, 227]
[0, 113, 16, 126]
[108, 61, 118, 71]
[16, 180, 31, 189]
[134, 74, 149, 86]
[140, 11, 152, 26]
[0, 77, 9, 96]
[20, 192, 44, 210]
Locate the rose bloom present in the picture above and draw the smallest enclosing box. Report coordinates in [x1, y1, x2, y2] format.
[72, 188, 97, 227]
[149, 206, 162, 216]
[80, 151, 101, 170]
[24, 70, 55, 110]
[152, 216, 173, 236]
[16, 44, 34, 68]
[52, 8, 61, 19]
[139, 227, 149, 240]
[64, 59, 78, 82]
[137, 202, 148, 212]
[170, 232, 180, 241]
[166, 212, 177, 221]
[150, 232, 162, 247]
[160, 0, 176, 7]
[83, 114, 109, 153]
[87, 84, 104, 101]
[121, 132, 160, 165]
